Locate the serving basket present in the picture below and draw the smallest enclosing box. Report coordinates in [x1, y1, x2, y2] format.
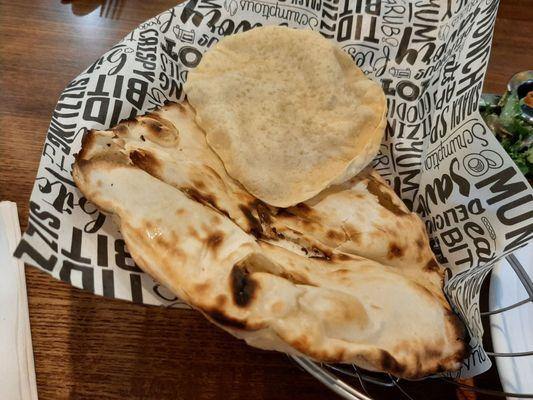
[14, 1, 533, 399]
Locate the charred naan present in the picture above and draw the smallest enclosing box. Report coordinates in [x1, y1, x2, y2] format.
[184, 26, 387, 207]
[73, 101, 465, 378]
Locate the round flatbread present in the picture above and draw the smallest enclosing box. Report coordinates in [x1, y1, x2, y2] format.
[185, 26, 387, 207]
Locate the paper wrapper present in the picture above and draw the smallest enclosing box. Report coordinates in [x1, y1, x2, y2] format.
[14, 0, 533, 379]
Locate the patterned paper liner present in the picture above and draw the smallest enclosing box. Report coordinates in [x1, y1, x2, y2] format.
[14, 0, 533, 379]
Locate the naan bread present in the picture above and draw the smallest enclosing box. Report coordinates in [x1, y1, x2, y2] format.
[73, 102, 466, 378]
[264, 170, 446, 297]
[184, 26, 387, 207]
[78, 102, 440, 283]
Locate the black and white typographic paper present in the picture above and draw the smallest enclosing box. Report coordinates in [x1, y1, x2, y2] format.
[14, 0, 533, 378]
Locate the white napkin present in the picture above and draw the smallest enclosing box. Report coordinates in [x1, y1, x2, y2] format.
[0, 201, 38, 400]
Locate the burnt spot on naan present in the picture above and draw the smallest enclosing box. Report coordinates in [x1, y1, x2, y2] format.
[210, 214, 222, 225]
[290, 337, 347, 363]
[270, 226, 285, 239]
[333, 268, 351, 275]
[187, 226, 200, 240]
[205, 309, 249, 330]
[216, 294, 227, 306]
[192, 179, 207, 190]
[293, 202, 313, 215]
[160, 100, 187, 112]
[239, 204, 263, 238]
[275, 210, 315, 230]
[144, 220, 155, 230]
[76, 129, 97, 161]
[333, 253, 354, 261]
[255, 201, 273, 225]
[290, 335, 311, 355]
[388, 243, 404, 259]
[367, 178, 408, 216]
[130, 149, 162, 177]
[278, 271, 317, 287]
[194, 282, 211, 294]
[309, 245, 333, 261]
[424, 258, 440, 272]
[143, 119, 162, 134]
[378, 350, 406, 376]
[182, 187, 230, 218]
[326, 229, 345, 241]
[183, 186, 211, 205]
[435, 364, 448, 374]
[275, 208, 294, 219]
[230, 263, 258, 307]
[240, 199, 278, 237]
[271, 300, 285, 314]
[274, 203, 315, 222]
[154, 235, 170, 248]
[205, 231, 224, 252]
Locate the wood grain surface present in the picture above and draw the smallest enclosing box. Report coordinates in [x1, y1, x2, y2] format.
[0, 0, 531, 399]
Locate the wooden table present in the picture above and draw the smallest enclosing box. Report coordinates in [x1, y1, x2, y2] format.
[0, 0, 531, 399]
